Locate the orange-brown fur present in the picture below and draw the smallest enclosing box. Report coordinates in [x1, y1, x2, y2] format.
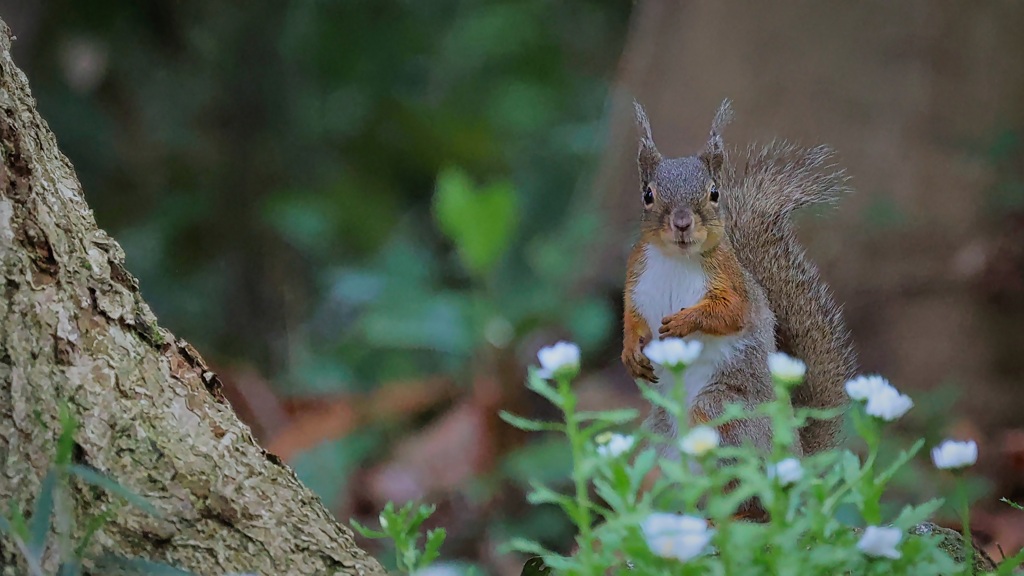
[621, 243, 656, 382]
[658, 243, 747, 339]
[689, 405, 738, 445]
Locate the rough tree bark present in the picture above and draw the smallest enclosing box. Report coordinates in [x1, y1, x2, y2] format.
[0, 19, 384, 576]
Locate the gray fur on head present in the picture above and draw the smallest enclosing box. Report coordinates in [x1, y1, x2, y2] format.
[633, 101, 661, 183]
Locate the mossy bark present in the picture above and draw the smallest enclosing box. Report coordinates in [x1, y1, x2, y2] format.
[909, 523, 997, 574]
[0, 19, 384, 576]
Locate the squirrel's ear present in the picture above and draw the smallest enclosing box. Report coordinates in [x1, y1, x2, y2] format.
[633, 101, 661, 180]
[702, 99, 733, 177]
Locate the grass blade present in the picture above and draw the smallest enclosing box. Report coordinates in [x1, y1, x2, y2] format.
[67, 465, 160, 517]
[28, 470, 57, 557]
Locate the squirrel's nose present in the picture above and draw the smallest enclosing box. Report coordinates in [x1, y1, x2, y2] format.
[670, 208, 693, 233]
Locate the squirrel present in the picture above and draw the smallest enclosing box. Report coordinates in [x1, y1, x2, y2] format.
[622, 100, 856, 457]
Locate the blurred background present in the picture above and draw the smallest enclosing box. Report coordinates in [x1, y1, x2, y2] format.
[3, 1, 1024, 573]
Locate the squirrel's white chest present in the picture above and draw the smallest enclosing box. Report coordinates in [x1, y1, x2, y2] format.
[630, 244, 744, 406]
[632, 245, 707, 326]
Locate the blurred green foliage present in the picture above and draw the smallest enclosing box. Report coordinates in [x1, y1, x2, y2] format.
[13, 1, 630, 569]
[434, 167, 519, 278]
[18, 0, 630, 386]
[351, 501, 447, 575]
[14, 3, 631, 567]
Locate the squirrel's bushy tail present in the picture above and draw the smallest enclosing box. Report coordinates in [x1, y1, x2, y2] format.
[724, 142, 857, 454]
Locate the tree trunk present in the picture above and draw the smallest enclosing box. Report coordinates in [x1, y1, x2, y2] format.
[0, 19, 384, 576]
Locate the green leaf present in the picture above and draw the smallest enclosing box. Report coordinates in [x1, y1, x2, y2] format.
[421, 528, 446, 568]
[67, 465, 160, 517]
[605, 458, 632, 494]
[1001, 497, 1024, 512]
[850, 407, 879, 447]
[628, 448, 658, 493]
[76, 507, 119, 557]
[29, 470, 57, 557]
[891, 498, 944, 530]
[793, 406, 845, 423]
[433, 167, 519, 277]
[525, 371, 564, 408]
[56, 405, 78, 467]
[577, 409, 638, 425]
[349, 518, 385, 539]
[404, 503, 435, 536]
[582, 420, 632, 439]
[840, 450, 861, 484]
[9, 503, 29, 540]
[525, 482, 573, 509]
[876, 438, 924, 485]
[505, 537, 556, 558]
[593, 478, 627, 513]
[715, 403, 750, 424]
[637, 381, 681, 416]
[499, 411, 561, 432]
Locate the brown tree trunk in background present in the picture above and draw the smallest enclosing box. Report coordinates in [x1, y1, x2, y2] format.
[0, 19, 384, 576]
[596, 1, 1024, 435]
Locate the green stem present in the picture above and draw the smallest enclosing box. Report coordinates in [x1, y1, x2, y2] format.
[956, 475, 973, 575]
[862, 489, 881, 526]
[672, 367, 693, 514]
[861, 432, 882, 525]
[672, 367, 687, 433]
[768, 483, 789, 571]
[770, 379, 790, 461]
[771, 484, 788, 526]
[716, 516, 733, 576]
[822, 451, 876, 517]
[558, 376, 593, 559]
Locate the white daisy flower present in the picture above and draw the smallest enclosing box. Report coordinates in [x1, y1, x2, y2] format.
[640, 513, 715, 562]
[767, 458, 804, 486]
[931, 439, 978, 470]
[768, 352, 806, 384]
[863, 385, 913, 421]
[596, 432, 635, 458]
[857, 525, 903, 559]
[536, 341, 580, 379]
[644, 338, 703, 369]
[845, 374, 892, 401]
[680, 426, 720, 457]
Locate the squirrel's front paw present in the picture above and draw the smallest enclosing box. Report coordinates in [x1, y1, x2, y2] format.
[622, 337, 657, 383]
[659, 310, 698, 339]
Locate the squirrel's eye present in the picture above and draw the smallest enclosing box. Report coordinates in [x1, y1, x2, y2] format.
[643, 185, 655, 207]
[709, 183, 720, 203]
